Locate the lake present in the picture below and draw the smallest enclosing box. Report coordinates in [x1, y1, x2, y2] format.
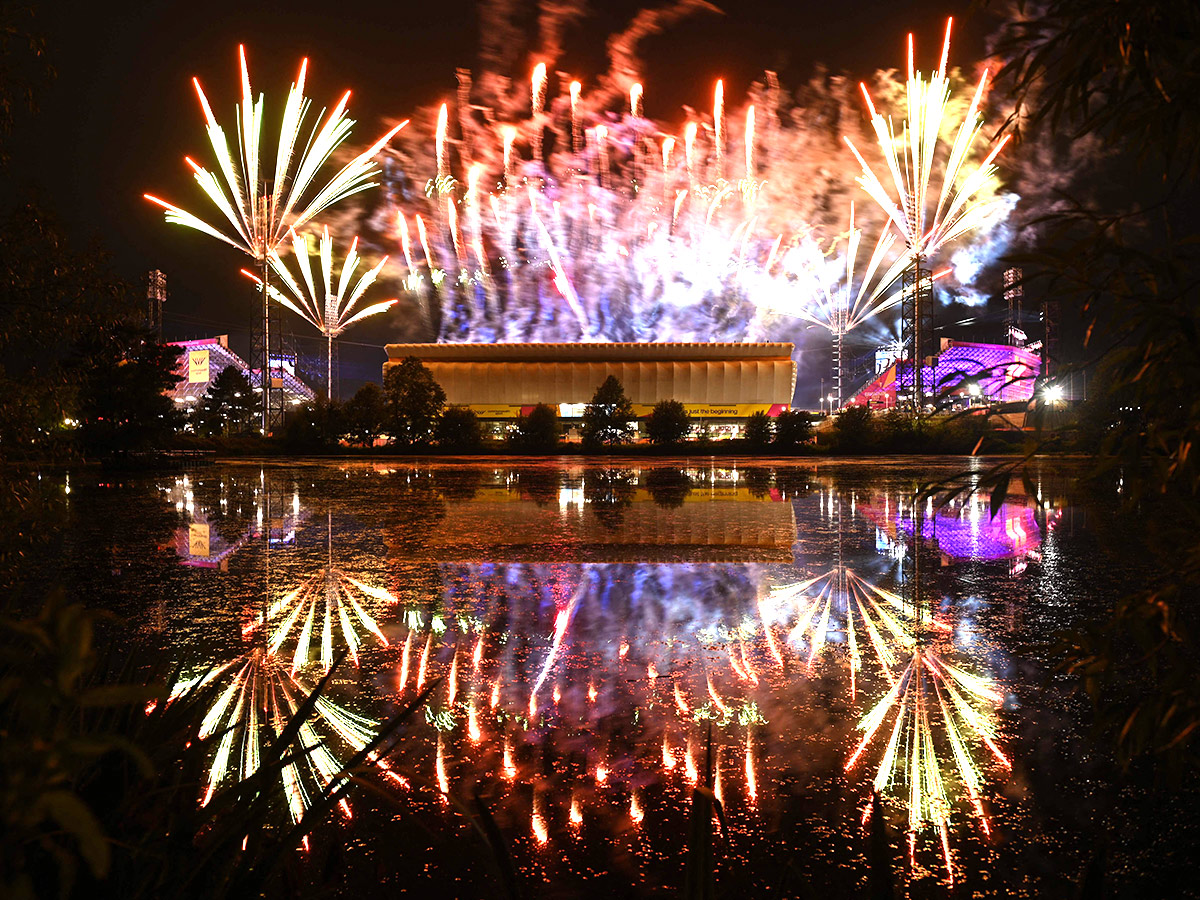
[45, 458, 1198, 897]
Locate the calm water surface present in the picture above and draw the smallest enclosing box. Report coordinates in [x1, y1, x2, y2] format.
[49, 459, 1198, 897]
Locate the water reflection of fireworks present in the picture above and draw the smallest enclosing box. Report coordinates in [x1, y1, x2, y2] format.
[172, 650, 402, 824]
[846, 645, 1010, 879]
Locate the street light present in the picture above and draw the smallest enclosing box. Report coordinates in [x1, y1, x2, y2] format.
[1042, 384, 1064, 405]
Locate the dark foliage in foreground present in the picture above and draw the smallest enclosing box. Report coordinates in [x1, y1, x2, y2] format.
[946, 0, 1200, 768]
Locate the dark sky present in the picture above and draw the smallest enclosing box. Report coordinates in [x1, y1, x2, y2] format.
[2, 0, 993, 393]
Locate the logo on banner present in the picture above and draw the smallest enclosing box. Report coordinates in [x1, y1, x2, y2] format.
[188, 350, 210, 383]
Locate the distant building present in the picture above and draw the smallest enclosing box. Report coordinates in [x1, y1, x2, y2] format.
[850, 340, 1041, 410]
[168, 336, 315, 415]
[383, 342, 796, 439]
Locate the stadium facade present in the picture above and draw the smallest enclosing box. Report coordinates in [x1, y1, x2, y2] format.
[383, 342, 796, 437]
[850, 340, 1041, 410]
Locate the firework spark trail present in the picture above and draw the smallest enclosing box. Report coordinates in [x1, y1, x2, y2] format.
[146, 48, 405, 260]
[380, 68, 929, 346]
[846, 644, 1008, 873]
[242, 226, 395, 397]
[844, 19, 1010, 261]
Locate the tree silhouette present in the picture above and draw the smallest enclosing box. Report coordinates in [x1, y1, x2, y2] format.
[581, 376, 635, 449]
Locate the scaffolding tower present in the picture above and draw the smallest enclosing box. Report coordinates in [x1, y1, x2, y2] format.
[146, 269, 166, 342]
[831, 306, 849, 411]
[1004, 266, 1025, 347]
[248, 265, 286, 433]
[900, 254, 935, 412]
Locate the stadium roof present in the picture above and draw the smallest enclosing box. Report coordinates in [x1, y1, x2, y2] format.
[384, 342, 795, 363]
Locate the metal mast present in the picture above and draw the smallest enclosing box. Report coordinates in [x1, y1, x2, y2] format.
[831, 305, 849, 411]
[899, 193, 935, 414]
[146, 269, 166, 342]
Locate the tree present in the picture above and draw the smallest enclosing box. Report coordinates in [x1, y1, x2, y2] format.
[774, 409, 814, 449]
[0, 203, 137, 458]
[281, 396, 343, 450]
[984, 0, 1200, 767]
[195, 366, 257, 437]
[644, 399, 691, 445]
[580, 376, 635, 449]
[343, 382, 387, 447]
[831, 405, 871, 451]
[71, 324, 183, 455]
[744, 411, 773, 449]
[435, 406, 483, 451]
[383, 356, 446, 447]
[510, 403, 559, 452]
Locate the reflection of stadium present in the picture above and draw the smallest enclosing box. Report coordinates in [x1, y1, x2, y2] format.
[859, 491, 1045, 563]
[383, 342, 796, 438]
[381, 466, 798, 563]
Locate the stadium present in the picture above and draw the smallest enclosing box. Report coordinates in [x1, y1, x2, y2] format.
[383, 341, 797, 439]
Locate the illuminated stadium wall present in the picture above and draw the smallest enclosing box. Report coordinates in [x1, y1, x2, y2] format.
[383, 343, 797, 424]
[850, 341, 1041, 409]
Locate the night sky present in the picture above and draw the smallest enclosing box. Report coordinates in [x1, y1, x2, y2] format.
[2, 0, 993, 394]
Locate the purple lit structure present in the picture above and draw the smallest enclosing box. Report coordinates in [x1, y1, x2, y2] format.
[851, 340, 1041, 409]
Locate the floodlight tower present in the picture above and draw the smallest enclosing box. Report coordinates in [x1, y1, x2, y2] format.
[1004, 266, 1024, 347]
[147, 269, 166, 342]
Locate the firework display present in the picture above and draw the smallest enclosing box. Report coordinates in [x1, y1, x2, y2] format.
[147, 20, 1013, 408]
[242, 227, 396, 399]
[145, 48, 405, 425]
[336, 16, 1012, 373]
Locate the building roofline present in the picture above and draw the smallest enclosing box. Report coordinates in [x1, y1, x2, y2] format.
[384, 341, 796, 362]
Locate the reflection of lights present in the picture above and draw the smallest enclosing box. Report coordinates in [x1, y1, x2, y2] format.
[631, 791, 644, 825]
[398, 632, 412, 692]
[255, 569, 393, 673]
[663, 736, 677, 769]
[467, 702, 481, 742]
[569, 796, 583, 826]
[178, 650, 388, 825]
[596, 763, 608, 784]
[532, 793, 549, 844]
[448, 649, 459, 705]
[472, 633, 485, 672]
[502, 739, 517, 780]
[435, 735, 450, 795]
[706, 673, 730, 714]
[417, 633, 432, 689]
[674, 681, 690, 715]
[846, 647, 1010, 876]
[745, 730, 758, 804]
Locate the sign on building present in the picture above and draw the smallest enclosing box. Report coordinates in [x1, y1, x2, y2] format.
[188, 349, 210, 384]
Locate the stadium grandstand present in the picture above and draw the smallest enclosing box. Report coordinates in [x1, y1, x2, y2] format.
[168, 336, 315, 414]
[383, 342, 797, 439]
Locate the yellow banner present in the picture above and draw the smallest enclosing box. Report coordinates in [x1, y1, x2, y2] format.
[466, 404, 526, 419]
[188, 522, 210, 558]
[630, 403, 776, 418]
[188, 349, 210, 384]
